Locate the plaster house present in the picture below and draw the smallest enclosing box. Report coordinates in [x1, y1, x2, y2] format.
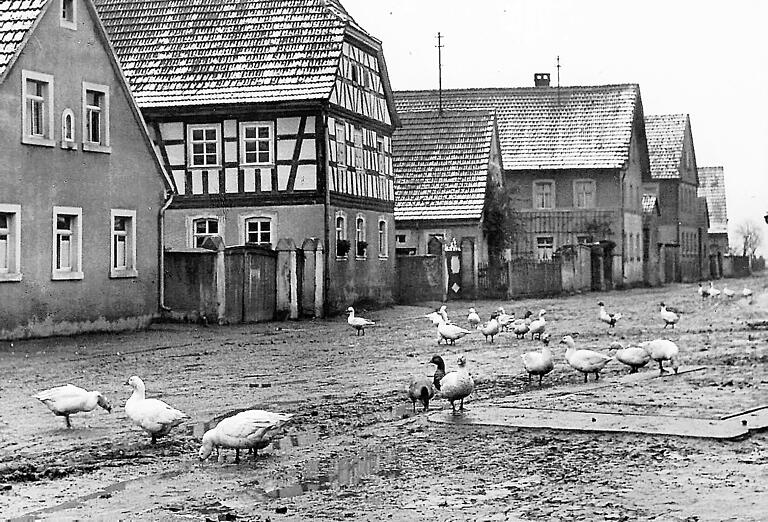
[642, 194, 662, 286]
[392, 110, 504, 298]
[95, 0, 400, 314]
[0, 0, 171, 339]
[697, 166, 730, 278]
[395, 76, 651, 288]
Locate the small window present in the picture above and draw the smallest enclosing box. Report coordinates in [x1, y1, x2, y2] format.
[395, 234, 406, 244]
[192, 217, 220, 248]
[377, 218, 388, 258]
[240, 122, 274, 165]
[60, 0, 76, 29]
[536, 236, 553, 261]
[21, 70, 54, 147]
[245, 218, 272, 247]
[110, 210, 137, 277]
[61, 109, 75, 148]
[335, 123, 346, 166]
[376, 136, 384, 175]
[355, 215, 367, 258]
[52, 206, 83, 280]
[533, 181, 554, 209]
[82, 82, 110, 152]
[188, 125, 220, 167]
[0, 204, 22, 282]
[335, 211, 348, 259]
[576, 235, 591, 245]
[574, 179, 595, 209]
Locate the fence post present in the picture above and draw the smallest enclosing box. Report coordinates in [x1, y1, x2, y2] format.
[314, 240, 325, 318]
[276, 238, 299, 320]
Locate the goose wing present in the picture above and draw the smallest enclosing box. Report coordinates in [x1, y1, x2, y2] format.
[129, 398, 188, 433]
[34, 384, 93, 414]
[569, 349, 612, 371]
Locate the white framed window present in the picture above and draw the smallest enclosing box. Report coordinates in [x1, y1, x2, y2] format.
[239, 121, 274, 166]
[52, 206, 83, 280]
[395, 234, 406, 244]
[536, 236, 553, 261]
[335, 122, 346, 166]
[21, 70, 54, 147]
[191, 217, 221, 248]
[533, 180, 555, 209]
[377, 217, 388, 258]
[60, 0, 76, 29]
[244, 217, 272, 247]
[573, 179, 596, 209]
[82, 82, 110, 152]
[110, 209, 137, 278]
[355, 214, 367, 258]
[61, 108, 76, 149]
[188, 124, 220, 167]
[0, 204, 22, 282]
[335, 210, 348, 259]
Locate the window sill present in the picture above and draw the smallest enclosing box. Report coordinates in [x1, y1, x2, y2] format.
[51, 271, 84, 281]
[0, 273, 23, 282]
[355, 256, 367, 261]
[22, 135, 55, 147]
[187, 165, 222, 170]
[110, 268, 138, 279]
[60, 141, 78, 150]
[336, 256, 348, 261]
[83, 142, 111, 154]
[241, 163, 275, 168]
[378, 255, 389, 260]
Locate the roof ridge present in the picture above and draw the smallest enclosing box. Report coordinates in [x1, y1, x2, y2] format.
[395, 83, 641, 94]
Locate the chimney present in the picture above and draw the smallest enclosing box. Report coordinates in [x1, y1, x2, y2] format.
[534, 73, 551, 87]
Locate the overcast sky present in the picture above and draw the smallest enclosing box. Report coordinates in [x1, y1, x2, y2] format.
[343, 0, 768, 254]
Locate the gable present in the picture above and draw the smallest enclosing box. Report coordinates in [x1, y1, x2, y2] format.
[645, 114, 688, 180]
[330, 40, 392, 125]
[697, 166, 728, 233]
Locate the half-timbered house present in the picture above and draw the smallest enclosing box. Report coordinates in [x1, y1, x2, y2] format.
[95, 0, 399, 314]
[697, 166, 730, 277]
[0, 0, 171, 339]
[395, 77, 650, 288]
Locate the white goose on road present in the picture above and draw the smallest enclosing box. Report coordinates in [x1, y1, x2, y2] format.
[199, 410, 293, 463]
[34, 384, 112, 428]
[640, 339, 680, 375]
[528, 310, 547, 340]
[125, 376, 189, 444]
[659, 302, 679, 329]
[347, 307, 375, 336]
[560, 335, 612, 383]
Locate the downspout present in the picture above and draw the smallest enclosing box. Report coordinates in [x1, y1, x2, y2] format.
[159, 191, 174, 312]
[620, 168, 626, 285]
[322, 110, 331, 318]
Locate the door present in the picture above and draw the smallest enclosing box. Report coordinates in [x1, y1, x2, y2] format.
[243, 249, 277, 322]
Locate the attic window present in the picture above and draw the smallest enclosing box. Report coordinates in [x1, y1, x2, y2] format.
[61, 0, 76, 29]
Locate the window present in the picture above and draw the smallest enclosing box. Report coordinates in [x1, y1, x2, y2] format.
[574, 179, 596, 209]
[395, 234, 406, 244]
[244, 218, 272, 246]
[376, 136, 384, 175]
[355, 215, 367, 258]
[377, 218, 388, 258]
[240, 122, 273, 165]
[60, 0, 76, 29]
[335, 211, 348, 258]
[354, 126, 363, 169]
[576, 235, 591, 245]
[110, 209, 137, 277]
[188, 125, 220, 167]
[192, 217, 220, 248]
[0, 204, 22, 282]
[61, 109, 75, 148]
[335, 122, 346, 166]
[533, 181, 554, 209]
[52, 206, 83, 280]
[21, 70, 54, 146]
[82, 82, 110, 152]
[536, 236, 554, 261]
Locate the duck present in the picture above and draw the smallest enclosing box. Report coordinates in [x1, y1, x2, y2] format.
[722, 286, 735, 299]
[34, 384, 112, 428]
[347, 307, 375, 336]
[659, 302, 679, 329]
[477, 312, 501, 343]
[436, 317, 472, 345]
[610, 341, 651, 374]
[438, 305, 450, 323]
[124, 376, 189, 444]
[707, 281, 721, 298]
[560, 335, 612, 383]
[521, 344, 554, 385]
[407, 375, 436, 413]
[528, 310, 547, 340]
[640, 339, 680, 375]
[496, 308, 513, 331]
[199, 410, 292, 463]
[511, 311, 533, 339]
[697, 282, 708, 300]
[467, 307, 481, 328]
[430, 354, 475, 414]
[598, 302, 622, 328]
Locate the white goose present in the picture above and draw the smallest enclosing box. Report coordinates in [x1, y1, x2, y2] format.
[347, 307, 375, 336]
[496, 307, 513, 331]
[560, 335, 613, 382]
[431, 354, 475, 414]
[743, 287, 753, 303]
[477, 313, 501, 343]
[598, 302, 622, 328]
[125, 376, 189, 444]
[659, 302, 679, 329]
[437, 316, 472, 345]
[521, 345, 554, 385]
[722, 286, 735, 299]
[610, 341, 651, 374]
[425, 310, 443, 326]
[199, 410, 293, 463]
[640, 339, 680, 375]
[529, 310, 547, 340]
[467, 307, 481, 328]
[34, 384, 112, 428]
[707, 281, 721, 298]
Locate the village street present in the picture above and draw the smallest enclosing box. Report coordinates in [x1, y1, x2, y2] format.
[1, 275, 767, 521]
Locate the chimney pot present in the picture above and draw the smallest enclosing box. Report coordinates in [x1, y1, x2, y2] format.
[534, 73, 551, 87]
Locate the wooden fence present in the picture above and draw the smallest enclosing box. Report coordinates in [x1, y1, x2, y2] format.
[507, 258, 563, 298]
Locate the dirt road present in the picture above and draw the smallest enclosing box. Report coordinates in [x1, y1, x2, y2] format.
[1, 275, 767, 521]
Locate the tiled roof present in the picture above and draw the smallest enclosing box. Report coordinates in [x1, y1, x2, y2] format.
[642, 194, 659, 215]
[645, 114, 688, 179]
[697, 166, 728, 233]
[393, 110, 496, 221]
[394, 84, 641, 171]
[94, 0, 365, 107]
[0, 0, 48, 81]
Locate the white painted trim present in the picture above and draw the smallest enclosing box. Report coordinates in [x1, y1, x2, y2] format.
[238, 211, 277, 246]
[377, 216, 389, 259]
[109, 209, 138, 278]
[59, 0, 77, 30]
[51, 206, 83, 280]
[355, 213, 367, 259]
[187, 123, 221, 168]
[81, 81, 111, 152]
[21, 70, 55, 147]
[573, 178, 597, 209]
[533, 179, 556, 209]
[186, 213, 224, 248]
[238, 121, 275, 167]
[60, 108, 77, 149]
[0, 203, 22, 282]
[334, 210, 348, 259]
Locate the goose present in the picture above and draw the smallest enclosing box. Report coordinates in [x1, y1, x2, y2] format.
[496, 308, 513, 331]
[34, 384, 112, 428]
[467, 308, 481, 328]
[347, 307, 375, 336]
[697, 283, 708, 300]
[610, 341, 651, 374]
[124, 376, 189, 444]
[430, 354, 474, 414]
[431, 356, 446, 391]
[640, 339, 680, 375]
[598, 302, 622, 328]
[438, 305, 450, 324]
[436, 317, 472, 345]
[529, 310, 547, 340]
[512, 320, 530, 339]
[722, 286, 735, 299]
[560, 335, 612, 383]
[659, 302, 679, 329]
[742, 287, 753, 303]
[425, 310, 444, 326]
[477, 313, 500, 343]
[707, 281, 721, 298]
[199, 410, 292, 463]
[521, 345, 554, 385]
[407, 375, 435, 413]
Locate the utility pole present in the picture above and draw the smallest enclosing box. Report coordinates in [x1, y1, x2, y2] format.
[556, 55, 561, 105]
[436, 32, 444, 116]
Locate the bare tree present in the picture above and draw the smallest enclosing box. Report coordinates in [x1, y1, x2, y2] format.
[734, 220, 762, 257]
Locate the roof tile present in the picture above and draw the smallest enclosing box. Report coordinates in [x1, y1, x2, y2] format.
[0, 0, 47, 79]
[697, 166, 728, 233]
[645, 114, 687, 179]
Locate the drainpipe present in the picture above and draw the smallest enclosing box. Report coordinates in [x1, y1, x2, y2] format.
[159, 190, 174, 312]
[620, 169, 626, 285]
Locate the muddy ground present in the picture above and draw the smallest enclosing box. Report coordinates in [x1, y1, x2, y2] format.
[1, 274, 767, 521]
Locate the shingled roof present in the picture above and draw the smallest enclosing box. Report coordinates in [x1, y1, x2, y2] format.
[393, 110, 497, 221]
[394, 84, 642, 171]
[697, 166, 729, 233]
[0, 0, 48, 81]
[645, 114, 688, 179]
[94, 0, 377, 107]
[642, 194, 660, 216]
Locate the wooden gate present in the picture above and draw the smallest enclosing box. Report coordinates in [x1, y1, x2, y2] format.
[225, 246, 277, 323]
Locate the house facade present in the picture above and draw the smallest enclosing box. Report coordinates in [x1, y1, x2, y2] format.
[395, 78, 650, 288]
[392, 110, 504, 298]
[95, 0, 400, 315]
[697, 166, 730, 278]
[643, 114, 708, 282]
[0, 0, 171, 339]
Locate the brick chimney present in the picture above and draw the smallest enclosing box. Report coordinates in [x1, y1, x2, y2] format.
[534, 73, 551, 87]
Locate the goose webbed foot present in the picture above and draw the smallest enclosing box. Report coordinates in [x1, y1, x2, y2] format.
[64, 415, 72, 429]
